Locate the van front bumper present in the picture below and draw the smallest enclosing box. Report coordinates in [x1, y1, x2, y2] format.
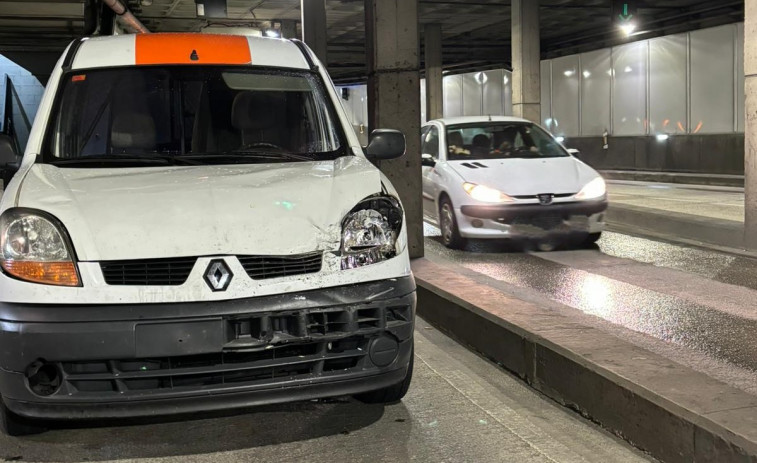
[0, 276, 415, 420]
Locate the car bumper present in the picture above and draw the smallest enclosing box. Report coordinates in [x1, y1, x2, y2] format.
[457, 200, 607, 239]
[0, 277, 416, 420]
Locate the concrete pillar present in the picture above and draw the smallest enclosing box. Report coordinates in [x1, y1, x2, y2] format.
[746, 0, 757, 249]
[511, 0, 540, 122]
[424, 23, 443, 121]
[280, 20, 299, 40]
[365, 0, 423, 259]
[301, 0, 327, 65]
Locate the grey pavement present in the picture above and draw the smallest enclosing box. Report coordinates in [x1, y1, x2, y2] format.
[0, 320, 652, 463]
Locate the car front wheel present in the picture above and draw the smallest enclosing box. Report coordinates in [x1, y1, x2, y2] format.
[439, 198, 466, 249]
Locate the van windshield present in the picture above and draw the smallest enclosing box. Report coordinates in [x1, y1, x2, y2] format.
[44, 67, 346, 167]
[446, 122, 569, 161]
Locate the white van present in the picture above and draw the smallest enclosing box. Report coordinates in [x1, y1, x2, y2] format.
[0, 33, 415, 435]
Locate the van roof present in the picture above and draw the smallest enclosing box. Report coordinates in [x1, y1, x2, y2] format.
[69, 33, 311, 71]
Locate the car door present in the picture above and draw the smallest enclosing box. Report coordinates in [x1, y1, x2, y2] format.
[421, 124, 442, 222]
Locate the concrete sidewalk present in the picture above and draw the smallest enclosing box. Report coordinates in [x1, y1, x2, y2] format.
[414, 257, 757, 463]
[606, 182, 748, 253]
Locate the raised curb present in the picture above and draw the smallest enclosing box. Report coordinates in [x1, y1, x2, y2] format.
[601, 170, 744, 188]
[413, 258, 757, 463]
[606, 203, 745, 250]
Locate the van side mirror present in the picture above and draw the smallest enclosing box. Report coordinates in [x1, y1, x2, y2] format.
[366, 129, 406, 161]
[0, 134, 20, 187]
[566, 148, 581, 158]
[421, 153, 436, 167]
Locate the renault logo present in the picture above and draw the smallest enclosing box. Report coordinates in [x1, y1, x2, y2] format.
[204, 260, 233, 292]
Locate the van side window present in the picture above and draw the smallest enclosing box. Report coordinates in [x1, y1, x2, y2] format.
[422, 126, 439, 160]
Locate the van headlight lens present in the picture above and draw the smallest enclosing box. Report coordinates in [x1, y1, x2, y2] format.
[576, 177, 607, 200]
[0, 209, 80, 286]
[341, 196, 403, 270]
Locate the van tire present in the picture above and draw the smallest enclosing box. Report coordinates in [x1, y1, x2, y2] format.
[355, 353, 413, 404]
[0, 402, 46, 436]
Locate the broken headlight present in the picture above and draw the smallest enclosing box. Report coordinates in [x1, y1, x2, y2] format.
[341, 195, 403, 270]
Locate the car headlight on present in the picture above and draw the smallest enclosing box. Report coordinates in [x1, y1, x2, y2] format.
[463, 183, 514, 203]
[341, 196, 403, 270]
[575, 177, 607, 200]
[0, 209, 80, 286]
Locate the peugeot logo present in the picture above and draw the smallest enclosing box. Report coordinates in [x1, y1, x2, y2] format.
[204, 260, 233, 292]
[538, 194, 554, 205]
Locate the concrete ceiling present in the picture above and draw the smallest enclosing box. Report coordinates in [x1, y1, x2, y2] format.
[0, 0, 745, 83]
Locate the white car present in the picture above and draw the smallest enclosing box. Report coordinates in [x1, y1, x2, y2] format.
[0, 33, 414, 435]
[421, 116, 607, 249]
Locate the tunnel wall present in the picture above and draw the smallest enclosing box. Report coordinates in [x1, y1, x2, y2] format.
[0, 54, 45, 132]
[339, 22, 746, 175]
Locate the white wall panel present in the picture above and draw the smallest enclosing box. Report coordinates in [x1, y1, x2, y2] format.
[612, 41, 648, 136]
[483, 69, 505, 116]
[737, 22, 745, 132]
[504, 70, 513, 116]
[649, 34, 687, 134]
[691, 25, 735, 134]
[420, 78, 427, 123]
[551, 55, 580, 136]
[540, 60, 553, 130]
[580, 49, 612, 136]
[462, 73, 483, 116]
[443, 74, 463, 118]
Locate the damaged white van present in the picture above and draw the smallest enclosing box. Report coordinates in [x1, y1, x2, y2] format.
[0, 33, 414, 435]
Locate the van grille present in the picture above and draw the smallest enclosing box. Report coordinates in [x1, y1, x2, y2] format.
[100, 253, 324, 286]
[238, 252, 323, 280]
[100, 257, 197, 286]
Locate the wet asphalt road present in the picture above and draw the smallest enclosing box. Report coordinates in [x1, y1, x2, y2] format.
[0, 322, 651, 463]
[424, 225, 757, 377]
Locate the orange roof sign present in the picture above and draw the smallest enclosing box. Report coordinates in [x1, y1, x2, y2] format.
[135, 33, 251, 65]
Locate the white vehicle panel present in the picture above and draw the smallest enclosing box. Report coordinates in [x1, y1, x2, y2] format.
[17, 158, 384, 261]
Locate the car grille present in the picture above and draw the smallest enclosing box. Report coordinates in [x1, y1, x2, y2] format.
[508, 215, 566, 230]
[100, 257, 197, 286]
[56, 302, 414, 398]
[238, 252, 323, 280]
[100, 253, 324, 286]
[512, 193, 576, 200]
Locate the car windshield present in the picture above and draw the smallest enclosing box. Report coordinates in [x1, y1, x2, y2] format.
[446, 122, 569, 161]
[44, 67, 346, 167]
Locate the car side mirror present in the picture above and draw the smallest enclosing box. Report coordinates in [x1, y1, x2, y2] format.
[366, 129, 406, 161]
[566, 148, 581, 158]
[421, 153, 436, 167]
[0, 134, 19, 187]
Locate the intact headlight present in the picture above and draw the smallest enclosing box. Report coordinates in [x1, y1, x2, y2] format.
[0, 209, 80, 286]
[463, 183, 514, 203]
[575, 177, 607, 200]
[341, 195, 403, 270]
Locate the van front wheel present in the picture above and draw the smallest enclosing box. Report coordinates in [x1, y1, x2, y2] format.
[0, 401, 46, 437]
[355, 353, 414, 404]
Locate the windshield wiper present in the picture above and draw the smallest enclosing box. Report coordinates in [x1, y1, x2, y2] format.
[182, 150, 316, 163]
[50, 155, 175, 166]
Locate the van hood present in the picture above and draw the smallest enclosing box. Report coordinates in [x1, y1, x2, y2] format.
[448, 157, 599, 196]
[17, 157, 384, 261]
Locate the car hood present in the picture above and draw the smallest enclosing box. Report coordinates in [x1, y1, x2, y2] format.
[17, 157, 383, 261]
[448, 157, 599, 196]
